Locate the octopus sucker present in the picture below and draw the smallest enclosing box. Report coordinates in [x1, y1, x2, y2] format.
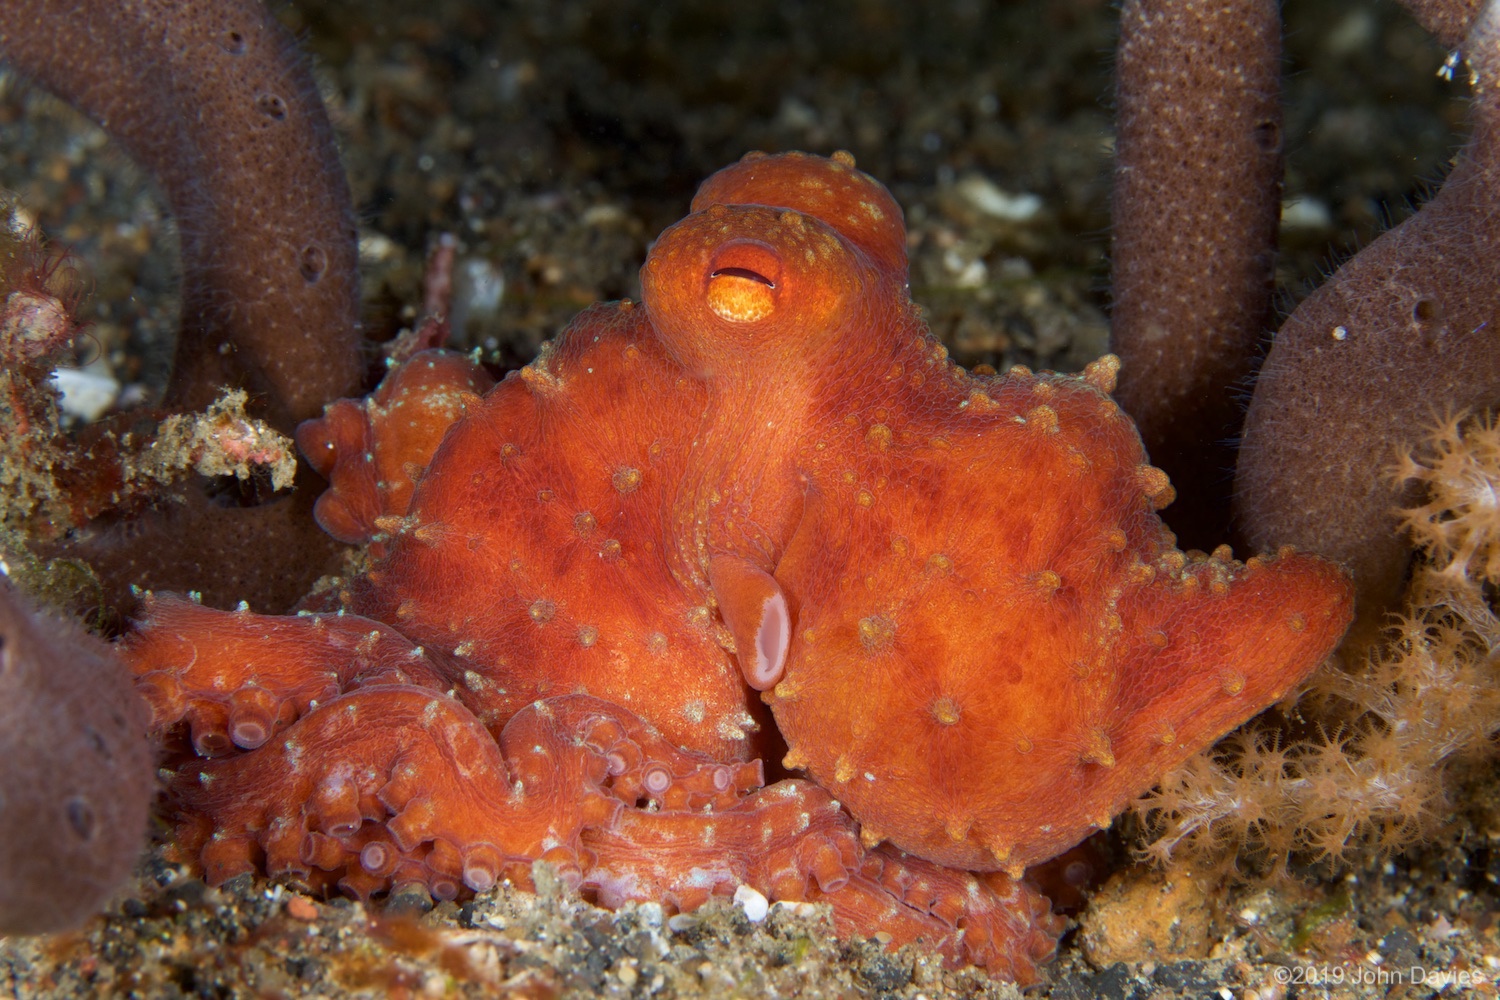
[124, 152, 1353, 984]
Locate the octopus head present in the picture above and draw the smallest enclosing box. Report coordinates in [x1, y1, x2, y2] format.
[640, 151, 908, 379]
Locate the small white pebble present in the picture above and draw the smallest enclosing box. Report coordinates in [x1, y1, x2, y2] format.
[955, 173, 1043, 222]
[5, 204, 37, 234]
[453, 257, 506, 319]
[733, 884, 769, 923]
[775, 95, 819, 131]
[1327, 9, 1378, 57]
[942, 248, 988, 289]
[358, 231, 399, 264]
[581, 204, 627, 227]
[1280, 196, 1333, 230]
[49, 364, 120, 422]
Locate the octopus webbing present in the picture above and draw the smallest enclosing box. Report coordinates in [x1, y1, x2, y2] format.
[124, 151, 1353, 983]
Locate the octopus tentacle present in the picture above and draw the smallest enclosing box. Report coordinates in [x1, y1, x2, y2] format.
[532, 694, 762, 812]
[297, 348, 495, 549]
[815, 847, 1064, 982]
[580, 777, 862, 912]
[167, 688, 778, 904]
[168, 686, 573, 900]
[125, 596, 454, 754]
[160, 675, 1056, 978]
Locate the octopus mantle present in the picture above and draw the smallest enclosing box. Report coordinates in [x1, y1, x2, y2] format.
[124, 151, 1352, 983]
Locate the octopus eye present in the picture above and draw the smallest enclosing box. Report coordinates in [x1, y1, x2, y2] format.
[706, 241, 781, 323]
[708, 268, 776, 323]
[710, 266, 775, 288]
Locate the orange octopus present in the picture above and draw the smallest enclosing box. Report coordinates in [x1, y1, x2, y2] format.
[123, 151, 1353, 983]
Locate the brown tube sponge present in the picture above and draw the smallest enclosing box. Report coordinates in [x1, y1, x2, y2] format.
[0, 0, 362, 430]
[0, 577, 154, 934]
[1110, 0, 1283, 548]
[1236, 1, 1500, 617]
[1401, 0, 1486, 46]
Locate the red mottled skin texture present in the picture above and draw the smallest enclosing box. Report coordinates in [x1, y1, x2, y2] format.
[123, 152, 1353, 982]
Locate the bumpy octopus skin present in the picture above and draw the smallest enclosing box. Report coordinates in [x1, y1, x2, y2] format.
[128, 597, 1058, 980]
[124, 151, 1352, 981]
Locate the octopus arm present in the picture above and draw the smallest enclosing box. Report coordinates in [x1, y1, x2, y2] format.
[296, 348, 495, 547]
[124, 596, 456, 756]
[813, 847, 1064, 984]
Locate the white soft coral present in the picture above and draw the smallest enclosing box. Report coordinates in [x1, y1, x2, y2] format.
[1393, 410, 1500, 588]
[1129, 411, 1500, 878]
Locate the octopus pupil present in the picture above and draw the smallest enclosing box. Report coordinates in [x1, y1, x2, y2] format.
[710, 266, 775, 288]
